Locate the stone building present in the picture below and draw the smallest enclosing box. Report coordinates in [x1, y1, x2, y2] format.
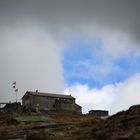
[22, 91, 82, 113]
[89, 110, 109, 117]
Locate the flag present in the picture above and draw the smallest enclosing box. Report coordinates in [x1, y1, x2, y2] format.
[15, 89, 18, 92]
[13, 81, 16, 85]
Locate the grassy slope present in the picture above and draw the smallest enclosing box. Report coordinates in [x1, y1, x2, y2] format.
[0, 105, 140, 140]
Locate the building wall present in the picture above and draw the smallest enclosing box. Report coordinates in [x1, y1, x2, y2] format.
[89, 110, 109, 117]
[75, 104, 82, 113]
[23, 94, 75, 111]
[31, 96, 55, 111]
[56, 99, 75, 111]
[22, 94, 32, 110]
[22, 93, 82, 113]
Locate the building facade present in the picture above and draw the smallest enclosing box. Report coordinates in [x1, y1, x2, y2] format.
[89, 110, 109, 117]
[22, 91, 82, 113]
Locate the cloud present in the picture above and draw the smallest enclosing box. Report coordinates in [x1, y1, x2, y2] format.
[63, 37, 140, 88]
[69, 73, 140, 115]
[0, 25, 64, 102]
[0, 1, 140, 43]
[1, 0, 140, 59]
[0, 0, 140, 114]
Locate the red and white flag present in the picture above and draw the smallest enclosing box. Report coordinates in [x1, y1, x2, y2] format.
[12, 81, 16, 88]
[13, 81, 16, 85]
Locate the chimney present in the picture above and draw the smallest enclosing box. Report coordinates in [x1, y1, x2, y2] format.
[36, 90, 38, 93]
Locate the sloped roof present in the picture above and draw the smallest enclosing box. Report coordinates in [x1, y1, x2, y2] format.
[22, 91, 75, 99]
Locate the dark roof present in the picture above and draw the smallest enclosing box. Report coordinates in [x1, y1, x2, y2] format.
[22, 91, 75, 99]
[89, 110, 109, 113]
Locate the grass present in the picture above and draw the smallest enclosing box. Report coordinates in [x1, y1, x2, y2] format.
[0, 105, 140, 140]
[15, 115, 51, 122]
[0, 124, 34, 135]
[26, 130, 65, 140]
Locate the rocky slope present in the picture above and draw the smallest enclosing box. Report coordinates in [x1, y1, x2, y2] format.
[0, 104, 140, 140]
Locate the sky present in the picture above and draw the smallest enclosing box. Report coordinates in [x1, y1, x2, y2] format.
[0, 0, 140, 114]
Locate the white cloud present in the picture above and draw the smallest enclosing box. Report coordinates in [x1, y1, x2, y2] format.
[69, 73, 140, 115]
[63, 25, 140, 85]
[0, 25, 64, 102]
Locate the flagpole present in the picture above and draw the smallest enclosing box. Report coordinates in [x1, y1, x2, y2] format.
[69, 88, 72, 95]
[15, 88, 18, 103]
[13, 82, 18, 103]
[16, 90, 17, 103]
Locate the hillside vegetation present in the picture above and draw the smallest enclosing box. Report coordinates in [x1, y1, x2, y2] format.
[0, 105, 140, 140]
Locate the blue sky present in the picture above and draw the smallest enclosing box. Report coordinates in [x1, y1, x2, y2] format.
[63, 37, 140, 88]
[63, 36, 140, 114]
